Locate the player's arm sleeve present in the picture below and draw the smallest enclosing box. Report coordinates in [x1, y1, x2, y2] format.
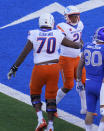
[27, 30, 35, 43]
[77, 52, 85, 80]
[62, 37, 82, 49]
[14, 40, 33, 67]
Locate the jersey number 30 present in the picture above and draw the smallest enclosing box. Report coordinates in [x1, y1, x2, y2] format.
[84, 49, 102, 66]
[37, 37, 56, 54]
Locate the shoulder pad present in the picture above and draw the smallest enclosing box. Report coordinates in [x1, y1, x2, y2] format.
[56, 22, 67, 35]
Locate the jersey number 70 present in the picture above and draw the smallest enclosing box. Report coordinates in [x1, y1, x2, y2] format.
[37, 37, 56, 54]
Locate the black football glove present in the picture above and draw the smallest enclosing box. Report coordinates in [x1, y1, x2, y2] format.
[7, 65, 18, 80]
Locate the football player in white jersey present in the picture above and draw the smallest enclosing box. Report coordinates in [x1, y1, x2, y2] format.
[56, 5, 87, 114]
[7, 13, 82, 131]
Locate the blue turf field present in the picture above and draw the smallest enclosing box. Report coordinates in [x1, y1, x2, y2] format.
[0, 0, 104, 125]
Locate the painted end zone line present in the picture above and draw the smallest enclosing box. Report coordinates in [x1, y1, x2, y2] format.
[0, 0, 104, 30]
[0, 83, 98, 131]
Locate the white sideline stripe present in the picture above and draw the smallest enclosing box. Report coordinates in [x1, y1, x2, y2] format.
[0, 2, 64, 30]
[0, 83, 98, 130]
[0, 0, 104, 29]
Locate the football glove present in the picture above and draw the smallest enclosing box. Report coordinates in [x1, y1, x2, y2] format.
[7, 65, 18, 80]
[76, 79, 84, 92]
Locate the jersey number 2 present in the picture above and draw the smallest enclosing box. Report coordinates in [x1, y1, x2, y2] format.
[37, 37, 56, 54]
[73, 33, 79, 42]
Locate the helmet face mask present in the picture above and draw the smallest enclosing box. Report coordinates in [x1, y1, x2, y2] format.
[64, 5, 80, 26]
[39, 13, 54, 29]
[65, 14, 80, 26]
[93, 27, 104, 43]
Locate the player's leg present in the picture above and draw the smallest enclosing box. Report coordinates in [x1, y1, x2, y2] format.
[56, 56, 74, 104]
[45, 64, 59, 131]
[98, 82, 104, 131]
[30, 65, 47, 131]
[31, 94, 47, 131]
[79, 90, 87, 114]
[79, 67, 87, 114]
[85, 80, 100, 131]
[85, 112, 93, 131]
[98, 116, 104, 131]
[85, 93, 95, 131]
[75, 56, 87, 114]
[46, 99, 57, 131]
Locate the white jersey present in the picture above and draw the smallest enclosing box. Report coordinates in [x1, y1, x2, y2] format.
[57, 21, 84, 58]
[27, 29, 64, 64]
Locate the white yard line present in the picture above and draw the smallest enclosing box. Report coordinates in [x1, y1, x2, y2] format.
[0, 0, 104, 29]
[0, 83, 98, 131]
[76, 0, 104, 13]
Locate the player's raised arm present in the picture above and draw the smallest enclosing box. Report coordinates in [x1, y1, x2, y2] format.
[61, 37, 82, 49]
[7, 40, 33, 79]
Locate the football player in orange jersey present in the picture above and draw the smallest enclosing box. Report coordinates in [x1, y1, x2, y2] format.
[7, 13, 82, 131]
[56, 5, 87, 114]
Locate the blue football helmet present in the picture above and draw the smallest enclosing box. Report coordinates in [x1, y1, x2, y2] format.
[93, 27, 104, 42]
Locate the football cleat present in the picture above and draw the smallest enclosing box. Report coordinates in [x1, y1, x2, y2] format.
[46, 126, 54, 131]
[44, 129, 53, 131]
[48, 129, 53, 131]
[54, 112, 58, 118]
[35, 119, 47, 131]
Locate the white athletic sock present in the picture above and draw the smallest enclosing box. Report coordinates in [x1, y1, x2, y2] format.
[98, 122, 104, 131]
[48, 121, 53, 125]
[37, 111, 43, 122]
[56, 88, 66, 104]
[79, 90, 87, 111]
[47, 121, 54, 130]
[85, 124, 92, 131]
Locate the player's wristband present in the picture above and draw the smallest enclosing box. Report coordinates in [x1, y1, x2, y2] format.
[11, 65, 18, 72]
